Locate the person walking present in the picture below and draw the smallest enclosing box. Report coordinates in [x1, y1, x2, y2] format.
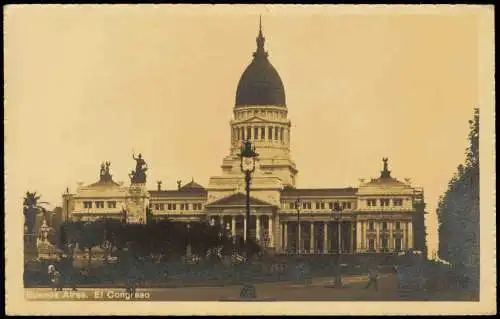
[365, 265, 380, 291]
[48, 264, 62, 291]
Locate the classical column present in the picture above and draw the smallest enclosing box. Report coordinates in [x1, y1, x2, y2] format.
[243, 217, 247, 241]
[356, 221, 362, 252]
[284, 222, 288, 251]
[256, 216, 261, 241]
[408, 221, 414, 249]
[268, 216, 274, 248]
[310, 222, 315, 253]
[231, 216, 236, 237]
[404, 221, 408, 250]
[323, 222, 328, 254]
[389, 221, 393, 250]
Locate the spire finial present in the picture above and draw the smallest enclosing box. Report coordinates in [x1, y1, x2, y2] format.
[254, 15, 268, 58]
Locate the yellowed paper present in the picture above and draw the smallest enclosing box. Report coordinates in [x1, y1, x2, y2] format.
[4, 4, 496, 315]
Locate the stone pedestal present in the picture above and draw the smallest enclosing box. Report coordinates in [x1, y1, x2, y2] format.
[126, 183, 150, 224]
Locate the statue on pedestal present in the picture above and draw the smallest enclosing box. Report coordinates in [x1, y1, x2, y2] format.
[130, 153, 148, 184]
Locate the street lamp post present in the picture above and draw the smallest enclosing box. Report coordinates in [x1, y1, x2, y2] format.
[295, 198, 301, 255]
[238, 139, 259, 262]
[238, 139, 259, 299]
[332, 201, 344, 287]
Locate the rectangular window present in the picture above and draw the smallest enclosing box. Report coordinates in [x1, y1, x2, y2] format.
[381, 238, 388, 250]
[185, 203, 190, 210]
[261, 127, 265, 139]
[167, 203, 172, 210]
[107, 201, 117, 209]
[274, 126, 279, 140]
[95, 201, 104, 209]
[369, 239, 375, 251]
[395, 221, 401, 230]
[83, 201, 92, 209]
[268, 127, 273, 140]
[395, 238, 402, 251]
[155, 204, 160, 210]
[328, 202, 333, 209]
[315, 202, 320, 209]
[280, 127, 284, 141]
[247, 127, 252, 140]
[342, 202, 347, 209]
[346, 202, 352, 209]
[307, 202, 312, 209]
[159, 203, 165, 210]
[382, 222, 388, 230]
[393, 199, 403, 206]
[320, 202, 325, 209]
[380, 199, 390, 207]
[290, 202, 295, 209]
[172, 204, 177, 210]
[254, 127, 259, 140]
[369, 221, 375, 230]
[241, 128, 245, 140]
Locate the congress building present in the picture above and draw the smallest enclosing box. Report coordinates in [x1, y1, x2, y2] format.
[62, 21, 427, 256]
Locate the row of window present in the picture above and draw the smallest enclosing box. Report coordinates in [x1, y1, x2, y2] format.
[151, 203, 203, 211]
[233, 126, 286, 142]
[367, 221, 402, 231]
[366, 198, 404, 207]
[82, 201, 117, 209]
[288, 201, 353, 210]
[367, 238, 403, 251]
[235, 110, 286, 121]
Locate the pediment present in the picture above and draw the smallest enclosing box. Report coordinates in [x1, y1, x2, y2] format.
[205, 192, 276, 207]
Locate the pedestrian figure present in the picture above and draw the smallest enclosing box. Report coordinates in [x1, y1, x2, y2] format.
[48, 264, 62, 291]
[365, 266, 380, 291]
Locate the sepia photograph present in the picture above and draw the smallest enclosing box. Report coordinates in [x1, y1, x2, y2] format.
[4, 4, 495, 315]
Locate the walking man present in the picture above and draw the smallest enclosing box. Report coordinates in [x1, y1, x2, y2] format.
[48, 264, 63, 291]
[365, 265, 380, 291]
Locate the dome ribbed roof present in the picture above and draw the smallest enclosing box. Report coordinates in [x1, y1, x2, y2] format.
[235, 21, 286, 108]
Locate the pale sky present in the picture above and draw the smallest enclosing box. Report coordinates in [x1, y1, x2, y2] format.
[4, 5, 492, 258]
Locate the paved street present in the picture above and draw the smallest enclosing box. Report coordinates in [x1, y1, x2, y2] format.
[25, 273, 475, 301]
[26, 274, 403, 301]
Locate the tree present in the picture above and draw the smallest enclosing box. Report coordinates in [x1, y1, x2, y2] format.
[78, 221, 106, 272]
[437, 108, 479, 291]
[23, 191, 50, 242]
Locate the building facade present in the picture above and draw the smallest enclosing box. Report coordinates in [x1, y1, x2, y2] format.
[63, 21, 427, 255]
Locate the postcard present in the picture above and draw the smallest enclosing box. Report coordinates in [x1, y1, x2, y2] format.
[4, 4, 496, 315]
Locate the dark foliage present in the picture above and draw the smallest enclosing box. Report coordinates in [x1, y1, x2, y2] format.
[437, 108, 479, 293]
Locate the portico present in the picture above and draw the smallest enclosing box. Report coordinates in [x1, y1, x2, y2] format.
[204, 193, 278, 249]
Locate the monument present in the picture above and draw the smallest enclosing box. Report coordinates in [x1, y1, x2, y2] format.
[126, 152, 150, 224]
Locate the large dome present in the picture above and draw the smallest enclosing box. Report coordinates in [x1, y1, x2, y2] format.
[235, 23, 286, 108]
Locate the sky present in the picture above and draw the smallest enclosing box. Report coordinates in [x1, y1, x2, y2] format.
[4, 5, 492, 259]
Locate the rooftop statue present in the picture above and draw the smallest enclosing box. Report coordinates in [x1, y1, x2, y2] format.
[130, 153, 148, 184]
